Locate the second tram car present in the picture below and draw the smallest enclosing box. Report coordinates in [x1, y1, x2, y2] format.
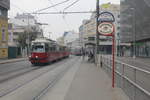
[29, 37, 70, 65]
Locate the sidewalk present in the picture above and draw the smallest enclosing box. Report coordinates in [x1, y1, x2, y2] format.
[0, 57, 27, 64]
[41, 57, 129, 100]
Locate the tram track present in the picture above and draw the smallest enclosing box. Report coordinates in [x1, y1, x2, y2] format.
[0, 56, 74, 98]
[0, 67, 38, 83]
[0, 61, 39, 83]
[34, 57, 80, 100]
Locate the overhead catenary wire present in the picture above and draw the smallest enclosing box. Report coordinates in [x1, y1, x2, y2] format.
[48, 0, 58, 11]
[61, 0, 80, 30]
[63, 0, 80, 12]
[62, 0, 80, 18]
[34, 0, 70, 13]
[32, 11, 95, 14]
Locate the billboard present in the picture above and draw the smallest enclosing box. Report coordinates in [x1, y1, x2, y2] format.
[0, 0, 10, 9]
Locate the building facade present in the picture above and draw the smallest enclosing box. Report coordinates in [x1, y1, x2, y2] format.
[56, 37, 65, 46]
[79, 25, 84, 47]
[0, 0, 10, 58]
[63, 31, 79, 46]
[79, 3, 120, 54]
[8, 14, 43, 46]
[8, 13, 43, 57]
[57, 31, 80, 53]
[120, 0, 150, 57]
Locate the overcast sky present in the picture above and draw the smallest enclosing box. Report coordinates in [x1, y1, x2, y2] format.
[9, 0, 120, 40]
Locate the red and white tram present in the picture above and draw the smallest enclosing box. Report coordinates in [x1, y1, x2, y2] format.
[29, 37, 70, 65]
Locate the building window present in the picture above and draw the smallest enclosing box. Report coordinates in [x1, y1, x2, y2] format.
[2, 28, 6, 41]
[8, 24, 12, 30]
[88, 37, 95, 41]
[0, 7, 8, 17]
[0, 9, 2, 15]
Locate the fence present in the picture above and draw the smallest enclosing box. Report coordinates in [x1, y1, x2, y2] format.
[98, 55, 150, 100]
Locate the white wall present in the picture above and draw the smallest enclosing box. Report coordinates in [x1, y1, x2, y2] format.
[64, 31, 79, 45]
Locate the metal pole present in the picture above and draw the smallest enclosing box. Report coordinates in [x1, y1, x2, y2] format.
[134, 8, 136, 58]
[96, 0, 100, 63]
[27, 13, 30, 55]
[112, 34, 115, 88]
[131, 8, 136, 58]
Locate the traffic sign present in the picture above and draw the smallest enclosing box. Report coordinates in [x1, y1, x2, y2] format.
[98, 22, 114, 36]
[98, 11, 115, 22]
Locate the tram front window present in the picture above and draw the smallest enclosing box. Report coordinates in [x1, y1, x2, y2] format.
[32, 45, 45, 53]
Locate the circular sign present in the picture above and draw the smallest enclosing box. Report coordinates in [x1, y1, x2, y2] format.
[98, 22, 114, 36]
[98, 11, 115, 22]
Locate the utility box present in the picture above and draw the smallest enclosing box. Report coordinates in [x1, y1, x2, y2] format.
[8, 47, 17, 58]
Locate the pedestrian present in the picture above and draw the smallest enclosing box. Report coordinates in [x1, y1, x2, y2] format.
[88, 50, 93, 62]
[82, 50, 85, 60]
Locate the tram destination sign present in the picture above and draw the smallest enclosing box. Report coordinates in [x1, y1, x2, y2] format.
[98, 11, 115, 22]
[98, 22, 114, 36]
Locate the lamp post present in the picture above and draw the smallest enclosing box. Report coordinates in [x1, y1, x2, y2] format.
[130, 8, 136, 58]
[96, 0, 100, 63]
[27, 13, 30, 55]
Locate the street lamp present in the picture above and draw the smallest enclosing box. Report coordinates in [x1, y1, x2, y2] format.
[27, 13, 30, 55]
[130, 8, 136, 58]
[96, 0, 100, 64]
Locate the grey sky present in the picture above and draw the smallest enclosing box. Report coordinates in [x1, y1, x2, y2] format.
[9, 0, 120, 40]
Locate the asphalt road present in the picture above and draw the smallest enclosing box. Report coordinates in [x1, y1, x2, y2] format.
[0, 61, 36, 83]
[0, 60, 31, 75]
[0, 56, 79, 100]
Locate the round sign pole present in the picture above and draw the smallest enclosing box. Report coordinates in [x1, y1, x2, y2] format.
[98, 12, 116, 88]
[98, 22, 114, 36]
[112, 32, 115, 88]
[98, 22, 116, 88]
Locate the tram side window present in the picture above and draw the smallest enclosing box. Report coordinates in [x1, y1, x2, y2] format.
[60, 47, 62, 51]
[50, 46, 56, 52]
[32, 45, 45, 52]
[59, 47, 62, 51]
[45, 44, 49, 52]
[56, 46, 59, 52]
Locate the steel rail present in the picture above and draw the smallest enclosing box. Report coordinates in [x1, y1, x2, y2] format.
[0, 58, 72, 97]
[33, 58, 78, 100]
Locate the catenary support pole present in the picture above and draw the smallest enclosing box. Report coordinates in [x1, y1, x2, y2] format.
[96, 0, 100, 63]
[112, 34, 115, 88]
